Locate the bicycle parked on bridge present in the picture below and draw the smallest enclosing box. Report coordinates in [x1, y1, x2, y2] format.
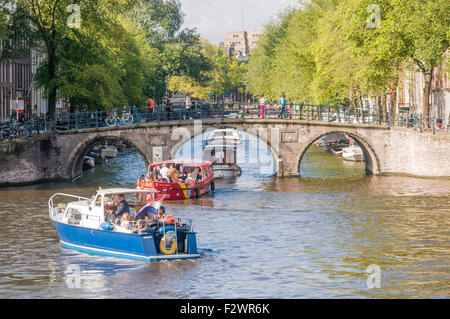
[105, 107, 134, 127]
[0, 120, 31, 140]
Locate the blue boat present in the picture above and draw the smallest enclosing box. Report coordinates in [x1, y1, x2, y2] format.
[49, 188, 201, 262]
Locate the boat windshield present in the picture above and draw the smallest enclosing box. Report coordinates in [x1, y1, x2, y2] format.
[204, 146, 237, 165]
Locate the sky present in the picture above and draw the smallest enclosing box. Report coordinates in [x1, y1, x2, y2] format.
[179, 0, 298, 44]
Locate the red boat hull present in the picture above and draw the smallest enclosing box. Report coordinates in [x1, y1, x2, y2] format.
[138, 180, 213, 200]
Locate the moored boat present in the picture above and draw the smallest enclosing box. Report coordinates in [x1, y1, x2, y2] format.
[203, 143, 242, 180]
[137, 159, 215, 200]
[49, 188, 200, 262]
[341, 145, 364, 162]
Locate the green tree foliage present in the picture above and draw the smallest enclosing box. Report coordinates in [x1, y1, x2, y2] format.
[341, 0, 450, 120]
[0, 0, 214, 112]
[167, 39, 248, 100]
[245, 0, 449, 112]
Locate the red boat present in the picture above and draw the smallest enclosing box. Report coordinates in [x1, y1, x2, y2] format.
[137, 159, 215, 200]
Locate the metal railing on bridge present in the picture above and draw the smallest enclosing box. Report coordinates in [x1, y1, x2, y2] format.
[0, 102, 447, 141]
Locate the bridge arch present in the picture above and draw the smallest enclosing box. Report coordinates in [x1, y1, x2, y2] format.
[296, 130, 381, 176]
[67, 134, 150, 180]
[169, 124, 282, 175]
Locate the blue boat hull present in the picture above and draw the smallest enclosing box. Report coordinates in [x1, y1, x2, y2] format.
[53, 221, 200, 262]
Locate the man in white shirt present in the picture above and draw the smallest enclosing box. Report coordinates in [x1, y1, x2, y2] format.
[159, 164, 170, 182]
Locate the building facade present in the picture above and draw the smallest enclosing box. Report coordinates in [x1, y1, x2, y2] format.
[224, 30, 263, 57]
[397, 50, 450, 126]
[0, 40, 34, 121]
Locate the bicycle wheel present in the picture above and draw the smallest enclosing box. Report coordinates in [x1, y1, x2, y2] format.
[44, 120, 54, 132]
[17, 127, 30, 139]
[121, 114, 133, 125]
[105, 116, 116, 127]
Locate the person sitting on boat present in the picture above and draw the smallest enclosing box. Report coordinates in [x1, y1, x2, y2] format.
[185, 173, 194, 184]
[105, 194, 131, 226]
[179, 166, 187, 182]
[160, 164, 170, 182]
[135, 200, 166, 222]
[169, 164, 179, 183]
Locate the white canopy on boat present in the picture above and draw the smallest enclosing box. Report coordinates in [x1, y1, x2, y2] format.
[96, 188, 157, 195]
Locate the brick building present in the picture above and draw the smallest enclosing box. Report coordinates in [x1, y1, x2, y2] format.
[397, 50, 449, 125]
[224, 30, 263, 57]
[0, 40, 33, 121]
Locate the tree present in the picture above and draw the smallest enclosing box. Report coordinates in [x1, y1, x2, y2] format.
[341, 0, 450, 124]
[0, 0, 131, 114]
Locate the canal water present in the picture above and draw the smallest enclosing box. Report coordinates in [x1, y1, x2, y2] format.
[0, 133, 449, 298]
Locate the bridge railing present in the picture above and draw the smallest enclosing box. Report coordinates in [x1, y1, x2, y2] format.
[0, 103, 446, 141]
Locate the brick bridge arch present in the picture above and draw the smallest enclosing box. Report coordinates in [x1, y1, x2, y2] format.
[169, 124, 282, 174]
[296, 130, 381, 176]
[68, 134, 150, 179]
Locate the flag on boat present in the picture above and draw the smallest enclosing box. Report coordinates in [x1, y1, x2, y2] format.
[135, 198, 164, 219]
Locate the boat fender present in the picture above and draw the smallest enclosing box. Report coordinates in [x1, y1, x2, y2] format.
[195, 187, 200, 199]
[158, 226, 175, 235]
[210, 180, 215, 192]
[101, 222, 114, 231]
[163, 214, 175, 224]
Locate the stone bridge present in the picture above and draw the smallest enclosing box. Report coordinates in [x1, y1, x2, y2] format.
[1, 119, 449, 186]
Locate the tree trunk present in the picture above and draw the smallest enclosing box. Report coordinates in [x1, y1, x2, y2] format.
[47, 49, 57, 115]
[378, 95, 383, 124]
[423, 71, 433, 128]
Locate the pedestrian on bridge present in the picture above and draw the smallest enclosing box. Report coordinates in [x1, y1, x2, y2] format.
[185, 94, 193, 120]
[146, 96, 155, 122]
[259, 94, 266, 119]
[278, 94, 287, 119]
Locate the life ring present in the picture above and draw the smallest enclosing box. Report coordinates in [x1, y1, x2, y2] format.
[159, 231, 177, 255]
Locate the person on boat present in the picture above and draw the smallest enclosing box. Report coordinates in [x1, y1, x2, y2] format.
[105, 194, 131, 226]
[179, 166, 187, 182]
[152, 166, 160, 180]
[169, 164, 179, 183]
[160, 164, 170, 182]
[135, 202, 165, 222]
[185, 173, 194, 184]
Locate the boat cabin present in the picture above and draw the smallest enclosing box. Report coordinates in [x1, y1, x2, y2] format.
[49, 188, 157, 232]
[203, 144, 237, 166]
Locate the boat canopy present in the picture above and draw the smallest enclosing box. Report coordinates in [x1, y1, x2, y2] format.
[150, 159, 212, 168]
[96, 188, 157, 195]
[205, 129, 242, 140]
